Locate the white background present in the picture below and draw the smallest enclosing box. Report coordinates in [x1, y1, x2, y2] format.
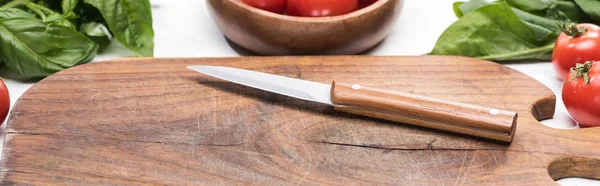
[0, 0, 597, 185]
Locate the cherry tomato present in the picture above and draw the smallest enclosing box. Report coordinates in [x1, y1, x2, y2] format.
[0, 80, 9, 125]
[287, 0, 359, 17]
[242, 0, 287, 14]
[552, 23, 600, 79]
[359, 0, 378, 9]
[562, 62, 600, 128]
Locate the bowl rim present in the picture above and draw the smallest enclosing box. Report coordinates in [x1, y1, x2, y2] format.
[228, 0, 391, 23]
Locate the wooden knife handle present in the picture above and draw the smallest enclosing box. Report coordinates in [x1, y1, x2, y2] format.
[330, 81, 518, 142]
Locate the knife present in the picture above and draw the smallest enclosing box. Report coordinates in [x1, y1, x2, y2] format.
[187, 66, 518, 143]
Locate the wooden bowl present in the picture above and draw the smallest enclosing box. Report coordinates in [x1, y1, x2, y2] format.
[206, 0, 404, 55]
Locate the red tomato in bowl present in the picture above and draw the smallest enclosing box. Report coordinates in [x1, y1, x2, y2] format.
[287, 0, 359, 17]
[552, 23, 600, 80]
[562, 62, 600, 128]
[0, 80, 9, 125]
[359, 0, 378, 9]
[242, 0, 287, 14]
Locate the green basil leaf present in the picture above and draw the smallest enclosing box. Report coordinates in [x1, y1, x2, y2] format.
[458, 0, 589, 23]
[83, 0, 154, 57]
[62, 0, 79, 21]
[0, 16, 98, 77]
[0, 8, 36, 19]
[430, 2, 554, 61]
[88, 35, 110, 53]
[457, 0, 496, 16]
[80, 21, 112, 52]
[505, 0, 550, 13]
[574, 0, 600, 23]
[457, 0, 563, 42]
[546, 0, 590, 23]
[62, 0, 77, 14]
[506, 0, 590, 23]
[80, 21, 111, 38]
[511, 8, 561, 41]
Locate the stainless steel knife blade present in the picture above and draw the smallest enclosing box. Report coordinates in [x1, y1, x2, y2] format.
[187, 66, 333, 105]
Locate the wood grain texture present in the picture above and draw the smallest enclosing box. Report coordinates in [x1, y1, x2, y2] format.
[206, 0, 403, 55]
[1, 56, 599, 185]
[331, 81, 517, 142]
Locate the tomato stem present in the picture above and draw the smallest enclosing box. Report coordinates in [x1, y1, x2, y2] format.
[559, 23, 587, 37]
[568, 61, 593, 84]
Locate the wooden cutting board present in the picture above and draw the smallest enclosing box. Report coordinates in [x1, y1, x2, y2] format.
[1, 56, 599, 185]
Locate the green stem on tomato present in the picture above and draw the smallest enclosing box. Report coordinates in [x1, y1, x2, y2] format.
[559, 23, 587, 37]
[478, 43, 555, 61]
[0, 0, 30, 10]
[569, 61, 594, 84]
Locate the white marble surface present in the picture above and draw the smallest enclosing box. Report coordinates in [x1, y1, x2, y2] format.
[0, 0, 597, 185]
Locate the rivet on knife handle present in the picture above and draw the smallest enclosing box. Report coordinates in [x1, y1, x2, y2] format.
[331, 81, 518, 142]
